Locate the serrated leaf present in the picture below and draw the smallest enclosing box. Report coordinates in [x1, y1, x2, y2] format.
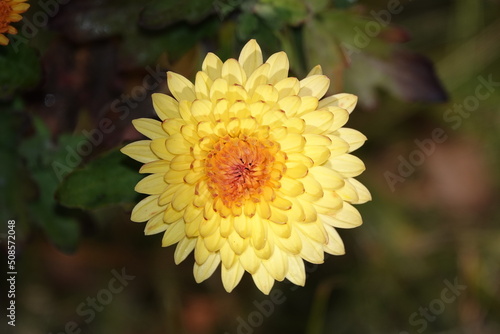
[56, 149, 142, 210]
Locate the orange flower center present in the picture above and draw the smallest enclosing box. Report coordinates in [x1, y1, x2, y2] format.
[205, 136, 279, 207]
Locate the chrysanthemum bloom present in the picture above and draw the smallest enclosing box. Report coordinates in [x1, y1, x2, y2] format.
[121, 40, 371, 294]
[0, 0, 30, 46]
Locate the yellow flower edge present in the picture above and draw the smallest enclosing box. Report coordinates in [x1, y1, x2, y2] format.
[0, 0, 30, 46]
[121, 39, 371, 294]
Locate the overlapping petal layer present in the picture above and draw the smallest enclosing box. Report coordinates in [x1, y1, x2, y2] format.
[121, 39, 371, 294]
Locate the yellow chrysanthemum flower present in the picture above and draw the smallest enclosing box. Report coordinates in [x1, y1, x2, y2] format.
[0, 0, 30, 46]
[121, 40, 371, 294]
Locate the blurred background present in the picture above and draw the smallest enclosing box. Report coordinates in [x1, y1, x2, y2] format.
[1, 0, 499, 333]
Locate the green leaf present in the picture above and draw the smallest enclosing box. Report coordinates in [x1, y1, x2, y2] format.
[0, 43, 41, 99]
[18, 117, 84, 252]
[56, 149, 142, 210]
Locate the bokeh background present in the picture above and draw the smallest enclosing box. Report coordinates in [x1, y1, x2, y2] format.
[1, 0, 500, 333]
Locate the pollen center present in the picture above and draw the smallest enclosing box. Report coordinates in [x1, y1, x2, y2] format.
[205, 135, 279, 207]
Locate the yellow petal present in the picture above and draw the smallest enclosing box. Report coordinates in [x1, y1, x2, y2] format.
[245, 63, 270, 95]
[297, 229, 324, 264]
[167, 71, 196, 102]
[307, 65, 323, 76]
[296, 96, 319, 116]
[278, 133, 305, 152]
[238, 39, 263, 77]
[152, 93, 179, 120]
[220, 242, 237, 269]
[174, 237, 196, 264]
[301, 173, 324, 199]
[305, 146, 331, 166]
[301, 110, 334, 134]
[193, 253, 221, 283]
[221, 262, 245, 292]
[299, 75, 330, 99]
[335, 178, 359, 203]
[325, 107, 349, 133]
[163, 202, 184, 223]
[269, 221, 291, 238]
[222, 58, 247, 85]
[169, 154, 194, 171]
[190, 99, 213, 122]
[285, 255, 306, 286]
[274, 226, 302, 255]
[326, 135, 350, 157]
[195, 237, 210, 264]
[251, 265, 275, 295]
[135, 173, 167, 195]
[336, 128, 367, 152]
[194, 71, 212, 100]
[296, 220, 327, 244]
[262, 246, 288, 281]
[121, 140, 157, 163]
[210, 78, 229, 102]
[329, 154, 366, 177]
[321, 202, 363, 229]
[162, 118, 185, 136]
[314, 190, 343, 215]
[280, 177, 305, 197]
[318, 93, 358, 114]
[203, 231, 227, 253]
[144, 212, 167, 235]
[131, 195, 163, 222]
[274, 77, 300, 100]
[228, 231, 248, 255]
[233, 214, 252, 239]
[277, 95, 301, 117]
[161, 220, 185, 246]
[150, 138, 175, 160]
[202, 52, 223, 81]
[172, 185, 194, 213]
[309, 166, 344, 190]
[250, 215, 267, 250]
[132, 118, 165, 139]
[165, 133, 191, 155]
[348, 178, 372, 204]
[265, 51, 289, 84]
[322, 225, 345, 255]
[240, 248, 261, 274]
[251, 84, 279, 104]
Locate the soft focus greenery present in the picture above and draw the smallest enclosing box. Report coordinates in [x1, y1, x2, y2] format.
[1, 0, 499, 333]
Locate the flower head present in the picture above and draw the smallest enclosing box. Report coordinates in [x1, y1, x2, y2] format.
[121, 40, 371, 294]
[0, 0, 30, 46]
